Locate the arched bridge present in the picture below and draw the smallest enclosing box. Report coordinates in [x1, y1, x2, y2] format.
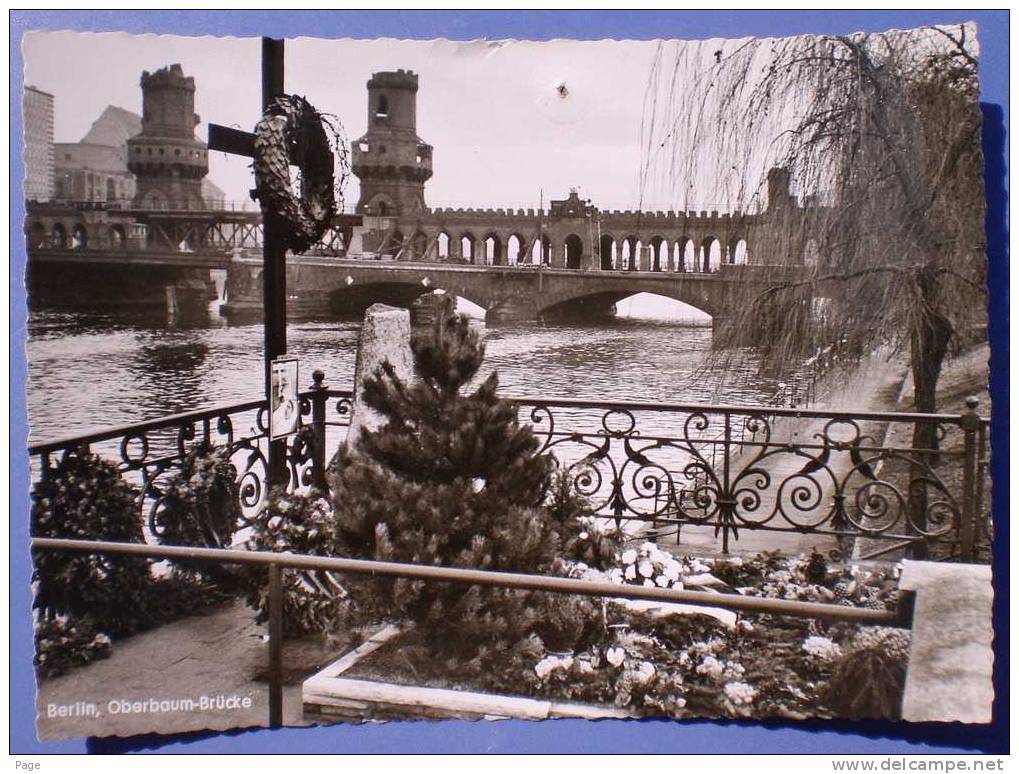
[225, 256, 800, 324]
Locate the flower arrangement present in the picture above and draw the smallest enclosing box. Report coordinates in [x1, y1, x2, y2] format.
[31, 450, 152, 636]
[34, 617, 112, 678]
[154, 442, 242, 581]
[244, 489, 349, 637]
[509, 549, 909, 720]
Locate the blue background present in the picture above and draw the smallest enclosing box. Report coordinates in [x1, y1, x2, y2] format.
[9, 10, 1009, 755]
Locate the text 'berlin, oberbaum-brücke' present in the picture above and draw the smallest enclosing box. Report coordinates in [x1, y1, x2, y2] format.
[26, 64, 819, 328]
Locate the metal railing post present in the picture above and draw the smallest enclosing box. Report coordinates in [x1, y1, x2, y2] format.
[959, 396, 981, 562]
[268, 562, 284, 728]
[310, 369, 329, 494]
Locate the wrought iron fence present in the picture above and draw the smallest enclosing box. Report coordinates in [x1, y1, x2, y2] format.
[515, 395, 990, 560]
[27, 376, 990, 560]
[28, 371, 351, 539]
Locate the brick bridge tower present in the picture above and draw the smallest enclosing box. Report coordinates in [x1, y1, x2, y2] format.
[127, 64, 209, 210]
[352, 70, 433, 217]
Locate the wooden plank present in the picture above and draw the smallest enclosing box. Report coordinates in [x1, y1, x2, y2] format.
[307, 624, 404, 681]
[303, 676, 554, 720]
[208, 124, 256, 158]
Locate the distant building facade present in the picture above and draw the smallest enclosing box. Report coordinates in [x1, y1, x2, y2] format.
[23, 86, 55, 202]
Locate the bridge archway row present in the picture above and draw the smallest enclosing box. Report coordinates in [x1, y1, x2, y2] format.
[25, 217, 140, 252]
[383, 220, 751, 270]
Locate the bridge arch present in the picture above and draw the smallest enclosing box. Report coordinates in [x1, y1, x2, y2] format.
[532, 234, 551, 265]
[366, 193, 396, 216]
[730, 238, 749, 265]
[384, 230, 404, 258]
[110, 224, 127, 250]
[650, 236, 667, 272]
[71, 223, 88, 251]
[327, 279, 489, 321]
[680, 238, 695, 272]
[484, 233, 502, 266]
[564, 234, 583, 270]
[536, 281, 720, 322]
[700, 236, 722, 272]
[507, 233, 524, 265]
[411, 231, 429, 260]
[460, 233, 476, 263]
[599, 234, 616, 270]
[620, 237, 634, 271]
[27, 222, 46, 249]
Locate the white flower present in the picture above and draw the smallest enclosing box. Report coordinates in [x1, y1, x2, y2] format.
[576, 659, 595, 675]
[663, 562, 681, 582]
[534, 655, 574, 679]
[638, 560, 655, 578]
[606, 647, 626, 667]
[624, 565, 637, 581]
[621, 549, 638, 565]
[655, 574, 670, 587]
[607, 568, 625, 585]
[696, 655, 725, 680]
[643, 579, 655, 587]
[723, 661, 745, 679]
[578, 531, 589, 540]
[802, 636, 843, 662]
[632, 661, 656, 685]
[724, 681, 757, 706]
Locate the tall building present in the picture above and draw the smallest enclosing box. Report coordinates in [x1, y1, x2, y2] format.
[23, 86, 55, 202]
[126, 64, 209, 209]
[351, 70, 433, 216]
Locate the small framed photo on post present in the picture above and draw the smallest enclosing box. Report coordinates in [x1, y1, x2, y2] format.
[270, 356, 300, 440]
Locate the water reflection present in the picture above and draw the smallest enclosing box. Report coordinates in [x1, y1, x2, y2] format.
[26, 309, 797, 442]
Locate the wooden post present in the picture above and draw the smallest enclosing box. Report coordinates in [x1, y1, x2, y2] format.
[268, 562, 284, 728]
[959, 396, 981, 562]
[209, 38, 289, 491]
[261, 38, 289, 491]
[310, 369, 328, 493]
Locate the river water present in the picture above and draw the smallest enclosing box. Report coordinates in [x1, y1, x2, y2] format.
[25, 298, 805, 444]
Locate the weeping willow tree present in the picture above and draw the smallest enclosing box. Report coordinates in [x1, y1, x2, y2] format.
[641, 23, 987, 429]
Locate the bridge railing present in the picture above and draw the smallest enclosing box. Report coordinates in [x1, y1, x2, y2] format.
[27, 377, 990, 561]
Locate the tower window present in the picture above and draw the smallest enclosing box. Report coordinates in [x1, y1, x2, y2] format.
[359, 142, 369, 153]
[375, 94, 389, 119]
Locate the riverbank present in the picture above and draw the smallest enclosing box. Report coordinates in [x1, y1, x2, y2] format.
[854, 343, 992, 563]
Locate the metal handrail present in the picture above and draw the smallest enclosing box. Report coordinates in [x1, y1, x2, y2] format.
[28, 388, 987, 454]
[27, 389, 335, 454]
[30, 536, 914, 728]
[499, 393, 989, 427]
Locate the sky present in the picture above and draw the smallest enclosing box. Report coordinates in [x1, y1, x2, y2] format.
[23, 30, 753, 214]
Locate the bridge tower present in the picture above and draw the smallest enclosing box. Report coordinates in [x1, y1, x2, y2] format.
[126, 64, 209, 210]
[352, 70, 433, 217]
